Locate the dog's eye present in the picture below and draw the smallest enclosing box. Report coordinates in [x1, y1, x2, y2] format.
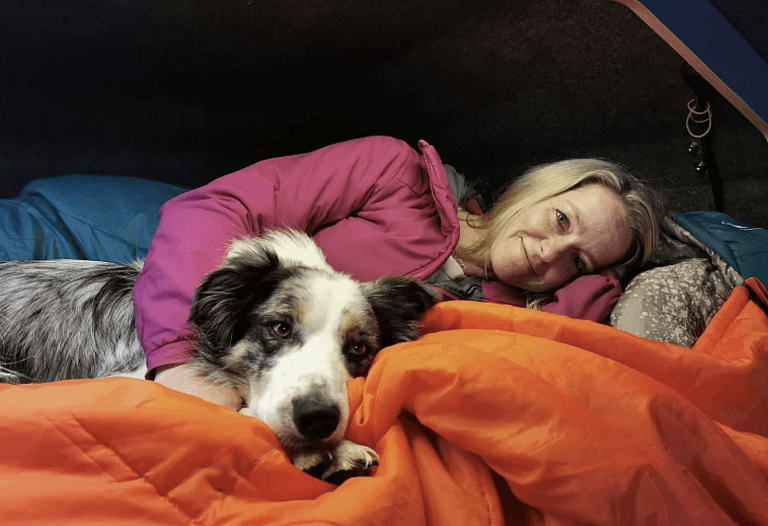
[347, 342, 368, 356]
[271, 321, 292, 338]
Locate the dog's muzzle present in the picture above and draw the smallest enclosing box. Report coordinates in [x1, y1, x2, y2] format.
[292, 398, 341, 440]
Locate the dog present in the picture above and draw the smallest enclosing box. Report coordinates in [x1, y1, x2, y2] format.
[0, 229, 438, 483]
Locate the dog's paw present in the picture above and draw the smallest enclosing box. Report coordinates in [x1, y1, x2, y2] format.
[291, 439, 379, 485]
[291, 450, 333, 480]
[323, 439, 378, 484]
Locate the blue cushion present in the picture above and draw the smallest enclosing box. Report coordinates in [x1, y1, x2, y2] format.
[676, 211, 768, 285]
[0, 175, 188, 263]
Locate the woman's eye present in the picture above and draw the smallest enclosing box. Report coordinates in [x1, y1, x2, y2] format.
[574, 255, 587, 275]
[347, 342, 368, 356]
[271, 321, 292, 338]
[556, 210, 569, 228]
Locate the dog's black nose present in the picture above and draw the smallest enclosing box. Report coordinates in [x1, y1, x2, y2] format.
[292, 399, 340, 440]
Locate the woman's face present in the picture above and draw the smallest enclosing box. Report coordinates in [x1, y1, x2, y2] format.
[490, 184, 631, 292]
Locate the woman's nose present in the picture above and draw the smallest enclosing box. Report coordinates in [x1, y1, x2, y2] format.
[540, 236, 567, 263]
[540, 237, 556, 262]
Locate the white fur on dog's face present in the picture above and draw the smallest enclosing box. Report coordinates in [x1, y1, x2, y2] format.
[190, 230, 437, 461]
[235, 272, 380, 454]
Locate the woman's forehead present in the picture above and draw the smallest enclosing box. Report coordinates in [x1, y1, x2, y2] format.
[555, 183, 616, 203]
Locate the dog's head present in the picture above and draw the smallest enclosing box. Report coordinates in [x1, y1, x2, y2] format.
[188, 230, 438, 454]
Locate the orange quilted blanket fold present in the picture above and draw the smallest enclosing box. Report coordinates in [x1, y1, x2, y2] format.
[2, 279, 767, 526]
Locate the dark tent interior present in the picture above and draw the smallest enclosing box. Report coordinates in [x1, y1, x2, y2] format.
[1, 0, 766, 228]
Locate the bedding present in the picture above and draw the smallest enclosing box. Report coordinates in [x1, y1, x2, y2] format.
[610, 214, 751, 346]
[610, 258, 735, 347]
[2, 280, 767, 525]
[0, 175, 187, 262]
[676, 210, 768, 286]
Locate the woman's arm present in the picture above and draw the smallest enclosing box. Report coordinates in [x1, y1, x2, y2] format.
[153, 363, 245, 410]
[133, 136, 451, 378]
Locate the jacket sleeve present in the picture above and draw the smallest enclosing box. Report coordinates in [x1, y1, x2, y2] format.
[133, 136, 457, 374]
[540, 269, 622, 323]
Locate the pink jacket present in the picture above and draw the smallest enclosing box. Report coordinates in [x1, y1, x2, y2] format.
[133, 136, 621, 373]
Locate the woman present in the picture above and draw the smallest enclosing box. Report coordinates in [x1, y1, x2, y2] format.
[444, 158, 662, 310]
[134, 136, 663, 409]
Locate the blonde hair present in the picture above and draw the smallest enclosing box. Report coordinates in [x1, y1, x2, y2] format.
[456, 159, 665, 308]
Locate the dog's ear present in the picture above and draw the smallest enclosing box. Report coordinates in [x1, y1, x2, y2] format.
[189, 249, 284, 362]
[363, 276, 441, 348]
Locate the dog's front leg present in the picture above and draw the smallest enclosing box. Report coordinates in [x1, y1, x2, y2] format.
[292, 439, 379, 485]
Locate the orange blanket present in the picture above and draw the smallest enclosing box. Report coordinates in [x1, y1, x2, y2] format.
[2, 279, 767, 526]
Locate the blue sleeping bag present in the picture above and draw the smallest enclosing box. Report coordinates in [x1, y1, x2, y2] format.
[676, 211, 768, 285]
[0, 176, 188, 263]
